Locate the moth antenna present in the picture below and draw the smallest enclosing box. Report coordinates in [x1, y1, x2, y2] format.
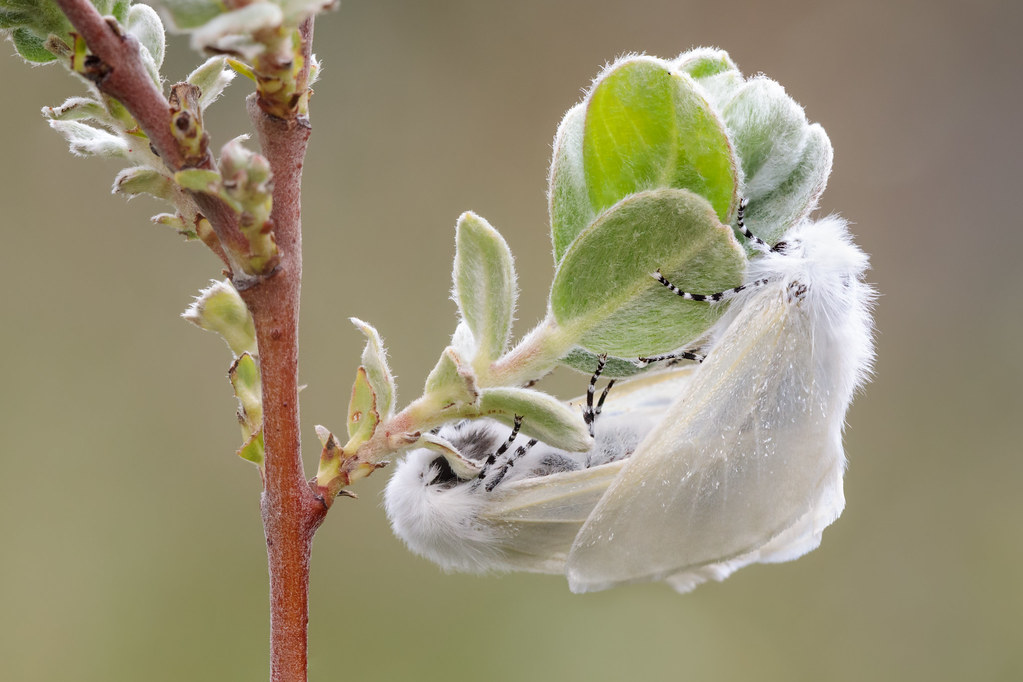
[485, 438, 539, 492]
[651, 269, 771, 303]
[476, 415, 523, 482]
[584, 354, 608, 437]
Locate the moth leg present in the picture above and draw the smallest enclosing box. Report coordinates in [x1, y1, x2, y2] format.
[651, 268, 771, 303]
[485, 438, 539, 492]
[583, 354, 616, 437]
[475, 415, 522, 484]
[735, 197, 772, 253]
[636, 349, 706, 367]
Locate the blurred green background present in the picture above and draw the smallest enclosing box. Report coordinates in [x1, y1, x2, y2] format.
[1, 1, 1020, 680]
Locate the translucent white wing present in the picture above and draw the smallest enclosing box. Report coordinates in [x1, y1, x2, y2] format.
[385, 365, 700, 575]
[568, 283, 848, 592]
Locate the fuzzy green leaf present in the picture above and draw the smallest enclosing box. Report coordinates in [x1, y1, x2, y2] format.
[549, 102, 594, 262]
[674, 47, 737, 80]
[48, 120, 129, 157]
[42, 97, 112, 124]
[583, 57, 739, 225]
[478, 387, 592, 453]
[187, 56, 236, 111]
[416, 432, 481, 479]
[350, 317, 395, 420]
[559, 347, 647, 378]
[182, 280, 257, 357]
[11, 27, 57, 62]
[453, 212, 516, 368]
[550, 188, 745, 357]
[113, 166, 175, 200]
[347, 366, 379, 445]
[424, 347, 479, 409]
[126, 4, 165, 69]
[723, 77, 833, 245]
[174, 168, 222, 194]
[230, 352, 263, 434]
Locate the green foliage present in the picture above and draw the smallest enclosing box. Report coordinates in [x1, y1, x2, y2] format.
[1, 0, 131, 62]
[478, 387, 592, 453]
[550, 188, 745, 358]
[452, 211, 517, 372]
[549, 55, 740, 264]
[350, 318, 396, 421]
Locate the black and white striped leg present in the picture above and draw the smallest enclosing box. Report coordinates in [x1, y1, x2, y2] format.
[652, 269, 771, 303]
[636, 349, 706, 367]
[594, 378, 615, 422]
[583, 354, 616, 437]
[476, 415, 522, 483]
[485, 438, 539, 492]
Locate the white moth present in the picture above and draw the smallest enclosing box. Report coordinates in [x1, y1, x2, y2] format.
[385, 212, 874, 593]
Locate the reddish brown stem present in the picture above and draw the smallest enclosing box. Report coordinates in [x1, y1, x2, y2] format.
[243, 82, 321, 681]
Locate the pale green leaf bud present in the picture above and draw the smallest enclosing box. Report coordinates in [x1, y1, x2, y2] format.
[126, 3, 165, 70]
[453, 211, 517, 373]
[112, 166, 175, 201]
[424, 347, 479, 410]
[48, 120, 129, 158]
[478, 387, 592, 453]
[182, 279, 258, 357]
[350, 317, 396, 421]
[186, 56, 236, 111]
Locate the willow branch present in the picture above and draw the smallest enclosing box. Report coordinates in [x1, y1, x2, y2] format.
[54, 0, 251, 275]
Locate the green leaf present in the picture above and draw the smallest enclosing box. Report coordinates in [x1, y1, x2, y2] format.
[415, 432, 481, 479]
[424, 347, 479, 409]
[48, 120, 129, 157]
[550, 188, 746, 357]
[350, 317, 395, 420]
[347, 366, 379, 445]
[549, 102, 594, 262]
[187, 56, 236, 111]
[182, 280, 258, 357]
[583, 57, 739, 224]
[559, 347, 647, 378]
[478, 387, 592, 453]
[11, 27, 57, 62]
[113, 166, 175, 200]
[230, 352, 263, 435]
[237, 431, 265, 466]
[126, 4, 165, 70]
[722, 77, 833, 246]
[155, 0, 229, 30]
[674, 47, 737, 80]
[42, 97, 112, 124]
[737, 120, 833, 247]
[174, 168, 222, 194]
[453, 211, 517, 369]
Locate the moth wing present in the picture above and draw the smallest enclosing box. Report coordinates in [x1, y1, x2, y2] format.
[476, 365, 702, 572]
[567, 288, 846, 592]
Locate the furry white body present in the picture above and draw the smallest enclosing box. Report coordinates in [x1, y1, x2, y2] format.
[385, 217, 874, 593]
